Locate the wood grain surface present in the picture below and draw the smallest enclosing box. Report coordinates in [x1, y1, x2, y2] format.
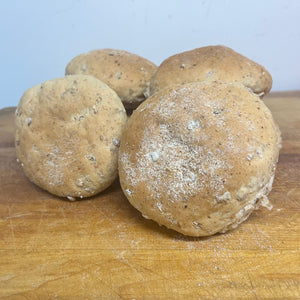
[0, 91, 299, 299]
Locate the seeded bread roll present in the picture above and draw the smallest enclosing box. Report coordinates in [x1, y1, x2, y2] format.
[15, 75, 127, 200]
[65, 49, 157, 109]
[119, 81, 281, 236]
[150, 45, 272, 98]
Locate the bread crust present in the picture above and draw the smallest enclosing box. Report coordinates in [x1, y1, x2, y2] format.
[119, 81, 281, 236]
[15, 75, 127, 199]
[150, 45, 272, 97]
[65, 49, 157, 109]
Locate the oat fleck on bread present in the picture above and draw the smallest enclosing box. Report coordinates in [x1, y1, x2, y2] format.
[118, 81, 281, 237]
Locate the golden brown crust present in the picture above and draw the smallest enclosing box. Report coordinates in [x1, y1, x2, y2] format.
[150, 45, 272, 97]
[65, 49, 157, 109]
[15, 75, 127, 199]
[118, 81, 281, 236]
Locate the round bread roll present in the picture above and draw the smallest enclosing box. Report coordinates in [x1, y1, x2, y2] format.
[15, 75, 127, 200]
[118, 81, 281, 236]
[65, 49, 157, 109]
[150, 45, 272, 98]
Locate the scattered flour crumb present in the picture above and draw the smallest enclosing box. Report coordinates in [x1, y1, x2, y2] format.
[125, 189, 132, 195]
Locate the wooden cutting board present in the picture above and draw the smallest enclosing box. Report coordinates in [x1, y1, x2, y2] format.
[0, 91, 299, 299]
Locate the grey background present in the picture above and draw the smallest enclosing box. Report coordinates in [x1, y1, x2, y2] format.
[1, 0, 299, 108]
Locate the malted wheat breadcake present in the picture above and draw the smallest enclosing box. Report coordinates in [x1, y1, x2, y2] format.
[119, 81, 281, 236]
[15, 75, 127, 199]
[150, 45, 272, 98]
[66, 49, 157, 109]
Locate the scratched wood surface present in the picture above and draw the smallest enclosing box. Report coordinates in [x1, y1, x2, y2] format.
[0, 92, 299, 299]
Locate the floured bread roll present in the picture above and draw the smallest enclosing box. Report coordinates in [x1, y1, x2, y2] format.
[118, 81, 281, 236]
[150, 45, 272, 98]
[65, 49, 157, 109]
[15, 75, 127, 200]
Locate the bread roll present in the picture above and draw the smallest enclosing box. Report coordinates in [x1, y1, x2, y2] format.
[119, 81, 281, 236]
[65, 49, 157, 109]
[15, 75, 127, 199]
[150, 45, 272, 98]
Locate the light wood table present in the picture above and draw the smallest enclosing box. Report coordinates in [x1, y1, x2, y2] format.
[0, 91, 299, 299]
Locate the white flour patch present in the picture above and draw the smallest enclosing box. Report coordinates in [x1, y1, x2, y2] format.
[121, 123, 232, 205]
